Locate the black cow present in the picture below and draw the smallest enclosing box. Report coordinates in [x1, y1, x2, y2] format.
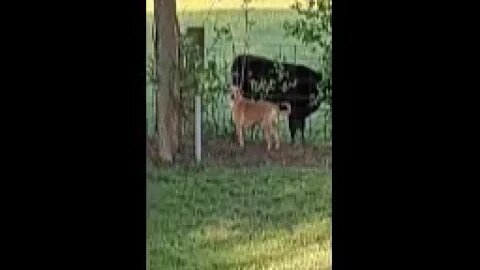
[231, 54, 324, 143]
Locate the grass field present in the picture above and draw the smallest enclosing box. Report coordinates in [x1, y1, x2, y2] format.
[147, 9, 321, 69]
[147, 0, 312, 13]
[147, 166, 331, 269]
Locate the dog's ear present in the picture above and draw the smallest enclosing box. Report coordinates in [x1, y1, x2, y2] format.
[229, 87, 238, 100]
[230, 85, 241, 98]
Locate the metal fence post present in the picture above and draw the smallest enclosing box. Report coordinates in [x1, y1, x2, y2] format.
[195, 95, 202, 163]
[294, 44, 297, 64]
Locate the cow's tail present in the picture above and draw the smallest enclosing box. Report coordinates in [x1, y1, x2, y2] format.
[314, 70, 322, 82]
[305, 92, 323, 117]
[312, 100, 322, 111]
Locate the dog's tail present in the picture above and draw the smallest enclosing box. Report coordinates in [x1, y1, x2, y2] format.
[279, 102, 291, 115]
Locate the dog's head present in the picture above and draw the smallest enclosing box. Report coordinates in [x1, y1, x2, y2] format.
[229, 85, 244, 109]
[230, 85, 244, 101]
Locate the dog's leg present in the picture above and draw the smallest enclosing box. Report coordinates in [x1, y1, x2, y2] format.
[266, 128, 271, 151]
[230, 114, 235, 143]
[273, 126, 280, 150]
[232, 127, 237, 143]
[262, 123, 271, 151]
[236, 124, 244, 147]
[269, 115, 280, 150]
[250, 126, 255, 141]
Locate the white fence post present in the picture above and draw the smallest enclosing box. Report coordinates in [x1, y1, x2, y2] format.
[195, 95, 202, 163]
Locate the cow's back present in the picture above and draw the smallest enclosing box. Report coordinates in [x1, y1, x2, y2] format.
[231, 54, 323, 117]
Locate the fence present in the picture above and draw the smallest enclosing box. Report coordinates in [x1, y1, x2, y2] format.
[146, 42, 332, 158]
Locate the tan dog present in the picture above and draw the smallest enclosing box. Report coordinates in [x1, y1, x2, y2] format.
[229, 85, 291, 151]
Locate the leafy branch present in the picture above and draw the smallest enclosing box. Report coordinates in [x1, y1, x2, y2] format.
[284, 0, 332, 105]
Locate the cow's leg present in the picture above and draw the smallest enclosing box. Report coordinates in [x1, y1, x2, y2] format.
[288, 117, 296, 144]
[301, 118, 306, 144]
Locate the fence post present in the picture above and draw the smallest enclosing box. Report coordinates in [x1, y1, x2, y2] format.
[195, 95, 202, 163]
[309, 107, 312, 139]
[185, 27, 204, 160]
[294, 44, 297, 64]
[323, 111, 327, 143]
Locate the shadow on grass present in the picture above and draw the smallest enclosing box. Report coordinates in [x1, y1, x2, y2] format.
[147, 166, 331, 270]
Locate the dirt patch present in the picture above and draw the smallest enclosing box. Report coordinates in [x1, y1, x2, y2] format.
[149, 136, 331, 168]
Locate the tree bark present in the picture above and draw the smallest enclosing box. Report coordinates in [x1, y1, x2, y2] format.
[154, 0, 179, 163]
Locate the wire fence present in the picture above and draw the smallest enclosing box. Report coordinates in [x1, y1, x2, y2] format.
[147, 42, 331, 147]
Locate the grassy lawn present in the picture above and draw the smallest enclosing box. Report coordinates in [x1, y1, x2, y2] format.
[147, 9, 322, 70]
[147, 166, 331, 269]
[147, 0, 312, 13]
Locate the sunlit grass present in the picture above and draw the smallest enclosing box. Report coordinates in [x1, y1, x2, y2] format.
[146, 0, 312, 13]
[147, 166, 331, 269]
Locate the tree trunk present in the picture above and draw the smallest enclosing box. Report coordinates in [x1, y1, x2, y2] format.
[154, 0, 179, 163]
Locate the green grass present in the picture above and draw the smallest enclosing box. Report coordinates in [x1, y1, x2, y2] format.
[147, 166, 331, 269]
[147, 10, 322, 69]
